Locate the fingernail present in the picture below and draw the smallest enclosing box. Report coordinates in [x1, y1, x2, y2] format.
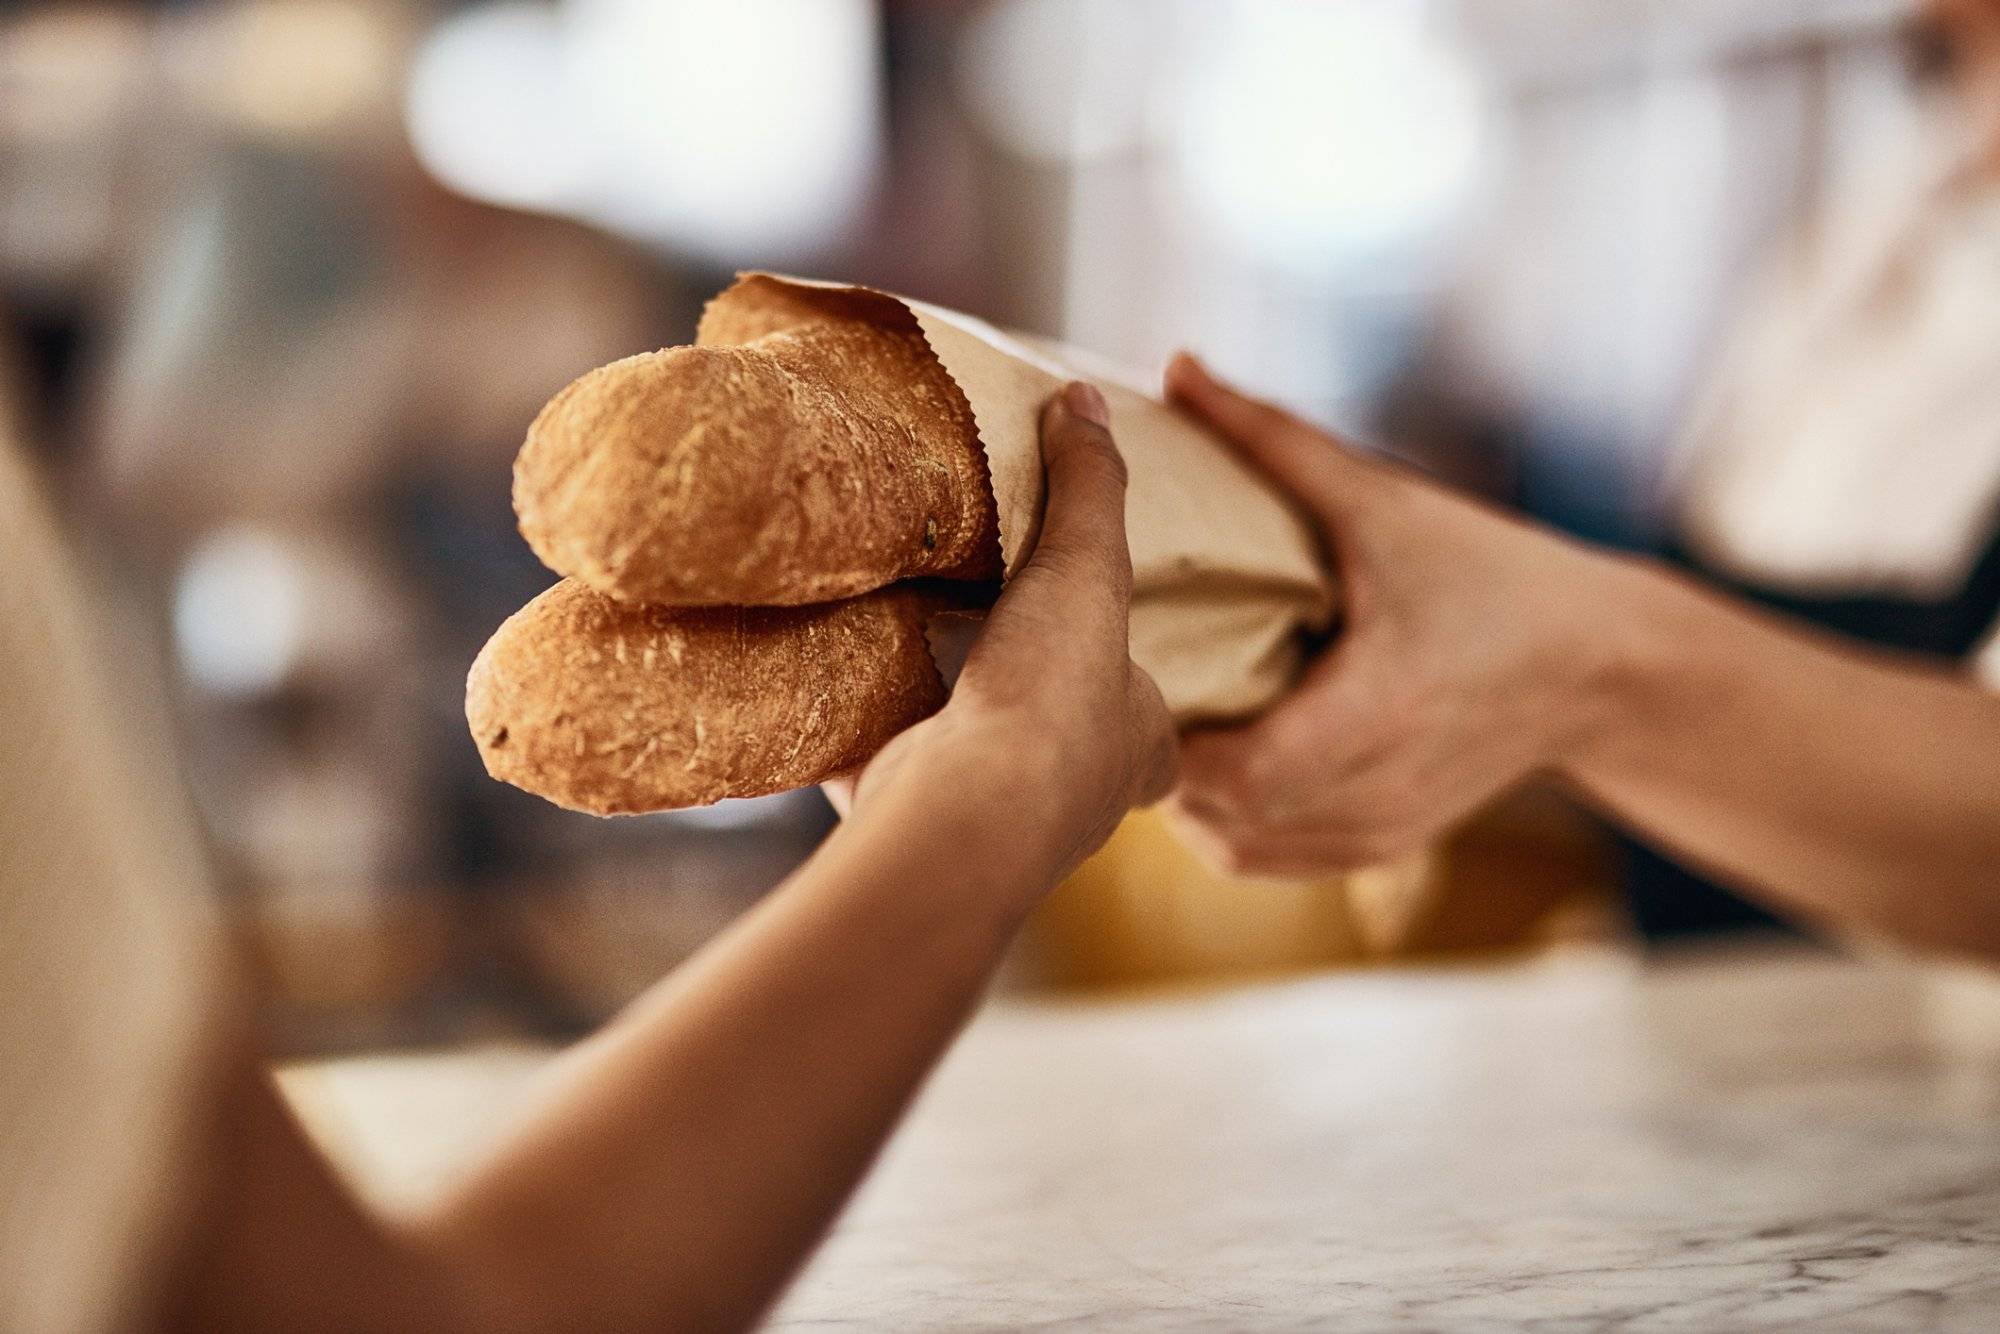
[1064, 381, 1110, 429]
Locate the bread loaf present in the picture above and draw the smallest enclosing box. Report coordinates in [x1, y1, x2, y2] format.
[466, 578, 951, 815]
[514, 317, 1002, 607]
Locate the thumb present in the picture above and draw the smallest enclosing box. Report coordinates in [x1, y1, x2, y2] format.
[965, 381, 1134, 680]
[1029, 380, 1131, 592]
[1164, 351, 1379, 522]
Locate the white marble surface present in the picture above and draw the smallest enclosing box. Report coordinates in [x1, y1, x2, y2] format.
[292, 945, 2000, 1331]
[768, 945, 2000, 1331]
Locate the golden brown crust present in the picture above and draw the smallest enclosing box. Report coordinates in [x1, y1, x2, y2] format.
[513, 316, 1001, 607]
[466, 578, 948, 815]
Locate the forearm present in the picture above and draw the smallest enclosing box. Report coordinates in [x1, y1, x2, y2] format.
[1566, 560, 2000, 955]
[170, 377, 1148, 1334]
[416, 774, 1042, 1333]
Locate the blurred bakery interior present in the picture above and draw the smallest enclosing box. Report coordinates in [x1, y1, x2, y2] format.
[4, 0, 1981, 1053]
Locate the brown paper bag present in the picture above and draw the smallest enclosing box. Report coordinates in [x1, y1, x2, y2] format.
[699, 273, 1336, 721]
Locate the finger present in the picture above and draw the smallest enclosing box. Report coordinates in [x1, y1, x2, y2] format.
[1023, 381, 1133, 607]
[1212, 837, 1394, 879]
[1168, 625, 1388, 819]
[1172, 701, 1336, 826]
[1167, 784, 1403, 854]
[820, 775, 856, 819]
[1126, 662, 1178, 807]
[972, 384, 1134, 682]
[1175, 717, 1376, 826]
[1176, 724, 1297, 820]
[1163, 802, 1401, 879]
[1164, 351, 1377, 520]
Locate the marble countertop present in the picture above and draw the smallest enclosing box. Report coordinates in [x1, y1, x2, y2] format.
[771, 945, 2000, 1331]
[291, 944, 2000, 1331]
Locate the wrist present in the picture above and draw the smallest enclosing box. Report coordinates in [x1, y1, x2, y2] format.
[840, 744, 1071, 929]
[1556, 553, 1702, 788]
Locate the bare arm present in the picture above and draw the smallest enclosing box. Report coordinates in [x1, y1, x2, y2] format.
[416, 771, 1067, 1332]
[1568, 566, 2000, 953]
[1159, 354, 2000, 958]
[169, 383, 1175, 1332]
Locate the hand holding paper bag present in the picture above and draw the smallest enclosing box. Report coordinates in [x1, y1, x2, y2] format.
[1163, 353, 1630, 877]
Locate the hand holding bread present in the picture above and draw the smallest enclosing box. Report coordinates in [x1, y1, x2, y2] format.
[467, 275, 1331, 817]
[471, 300, 1006, 815]
[824, 384, 1176, 896]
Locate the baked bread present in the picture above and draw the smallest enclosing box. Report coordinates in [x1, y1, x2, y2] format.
[467, 578, 952, 814]
[514, 317, 1002, 607]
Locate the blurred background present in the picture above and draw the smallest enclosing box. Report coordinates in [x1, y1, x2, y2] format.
[6, 0, 1992, 1054]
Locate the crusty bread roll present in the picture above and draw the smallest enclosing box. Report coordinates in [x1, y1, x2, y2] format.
[467, 578, 950, 814]
[514, 317, 1002, 607]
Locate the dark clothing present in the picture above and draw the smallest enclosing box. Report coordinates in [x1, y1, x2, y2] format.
[1623, 519, 2000, 940]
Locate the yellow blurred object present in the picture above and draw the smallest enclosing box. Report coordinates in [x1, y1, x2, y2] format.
[1350, 788, 1626, 957]
[1019, 789, 1624, 992]
[1019, 807, 1421, 990]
